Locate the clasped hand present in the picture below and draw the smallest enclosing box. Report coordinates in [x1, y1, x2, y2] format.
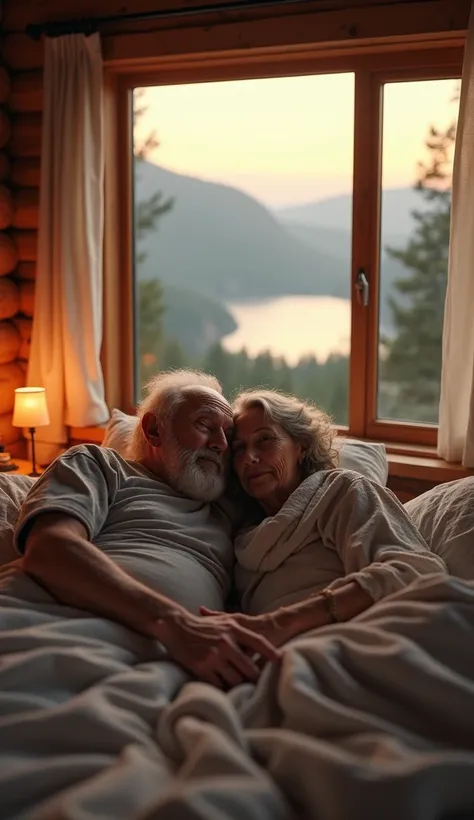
[153, 609, 282, 689]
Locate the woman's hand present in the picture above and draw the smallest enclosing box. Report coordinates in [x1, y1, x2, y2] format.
[150, 609, 281, 689]
[200, 606, 291, 648]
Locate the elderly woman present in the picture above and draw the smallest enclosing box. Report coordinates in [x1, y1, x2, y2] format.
[201, 389, 446, 647]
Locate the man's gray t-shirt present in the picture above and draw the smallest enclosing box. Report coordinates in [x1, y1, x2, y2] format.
[15, 444, 234, 613]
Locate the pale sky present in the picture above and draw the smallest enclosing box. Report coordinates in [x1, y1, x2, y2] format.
[134, 74, 459, 209]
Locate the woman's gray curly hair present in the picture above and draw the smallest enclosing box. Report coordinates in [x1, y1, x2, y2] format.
[232, 389, 338, 476]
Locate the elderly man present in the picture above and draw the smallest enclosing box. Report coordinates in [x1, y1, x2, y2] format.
[16, 369, 279, 689]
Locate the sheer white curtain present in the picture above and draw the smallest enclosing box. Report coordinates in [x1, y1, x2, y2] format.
[438, 3, 474, 467]
[27, 33, 109, 463]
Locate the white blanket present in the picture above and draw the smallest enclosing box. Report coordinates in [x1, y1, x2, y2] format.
[1, 564, 474, 819]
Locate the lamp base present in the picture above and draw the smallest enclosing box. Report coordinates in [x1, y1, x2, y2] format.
[28, 469, 42, 478]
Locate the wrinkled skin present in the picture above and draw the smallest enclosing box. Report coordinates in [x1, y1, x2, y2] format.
[232, 405, 304, 515]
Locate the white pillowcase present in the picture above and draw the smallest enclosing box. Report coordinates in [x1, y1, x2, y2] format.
[101, 409, 388, 484]
[101, 408, 136, 457]
[404, 476, 474, 581]
[0, 474, 35, 567]
[336, 439, 388, 485]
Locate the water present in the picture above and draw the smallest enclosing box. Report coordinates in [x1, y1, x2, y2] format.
[222, 295, 351, 365]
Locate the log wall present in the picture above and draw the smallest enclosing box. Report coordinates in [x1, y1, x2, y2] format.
[0, 27, 33, 457]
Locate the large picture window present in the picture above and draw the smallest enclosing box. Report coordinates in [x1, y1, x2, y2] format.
[119, 47, 462, 445]
[132, 73, 354, 425]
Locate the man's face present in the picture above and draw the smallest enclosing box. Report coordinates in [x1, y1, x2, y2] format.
[149, 388, 233, 501]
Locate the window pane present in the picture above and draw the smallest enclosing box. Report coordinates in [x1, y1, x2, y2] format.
[377, 78, 460, 425]
[132, 75, 354, 423]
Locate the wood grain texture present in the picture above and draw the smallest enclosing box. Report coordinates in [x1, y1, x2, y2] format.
[3, 0, 446, 31]
[387, 474, 439, 502]
[0, 66, 11, 105]
[10, 230, 37, 262]
[9, 71, 43, 113]
[9, 113, 42, 157]
[0, 276, 20, 320]
[12, 189, 39, 230]
[15, 261, 36, 281]
[0, 109, 11, 150]
[0, 320, 21, 364]
[0, 411, 20, 446]
[2, 35, 43, 71]
[0, 153, 11, 183]
[0, 233, 19, 276]
[12, 316, 32, 361]
[19, 280, 35, 317]
[10, 157, 41, 188]
[0, 361, 25, 415]
[2, 0, 470, 70]
[0, 185, 14, 230]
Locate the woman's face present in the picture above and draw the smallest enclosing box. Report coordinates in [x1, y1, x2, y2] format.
[232, 406, 303, 515]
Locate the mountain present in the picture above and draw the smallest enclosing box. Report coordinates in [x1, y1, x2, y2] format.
[161, 283, 236, 356]
[135, 162, 426, 350]
[277, 187, 427, 237]
[135, 161, 350, 301]
[282, 220, 407, 260]
[281, 219, 411, 328]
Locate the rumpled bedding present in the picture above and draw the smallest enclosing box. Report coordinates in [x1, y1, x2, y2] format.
[1, 565, 474, 819]
[235, 469, 446, 614]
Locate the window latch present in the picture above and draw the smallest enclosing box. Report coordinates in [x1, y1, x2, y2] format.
[355, 269, 369, 307]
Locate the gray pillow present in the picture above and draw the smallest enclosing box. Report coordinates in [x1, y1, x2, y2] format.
[404, 476, 474, 580]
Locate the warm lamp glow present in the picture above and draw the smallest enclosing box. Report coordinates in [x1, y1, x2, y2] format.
[13, 388, 50, 429]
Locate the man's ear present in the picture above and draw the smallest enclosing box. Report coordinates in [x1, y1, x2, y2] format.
[141, 412, 162, 448]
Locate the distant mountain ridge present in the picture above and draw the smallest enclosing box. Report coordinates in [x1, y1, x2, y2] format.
[135, 161, 349, 301]
[277, 187, 427, 237]
[135, 161, 426, 349]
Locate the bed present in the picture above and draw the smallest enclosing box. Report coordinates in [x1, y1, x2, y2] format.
[1, 435, 474, 820]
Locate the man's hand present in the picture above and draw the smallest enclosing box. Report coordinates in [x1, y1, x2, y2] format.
[150, 610, 281, 689]
[200, 606, 291, 648]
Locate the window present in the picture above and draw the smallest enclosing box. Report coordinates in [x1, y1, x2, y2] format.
[119, 46, 462, 445]
[377, 78, 459, 426]
[132, 74, 354, 425]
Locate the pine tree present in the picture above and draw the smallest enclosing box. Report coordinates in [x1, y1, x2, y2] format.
[381, 121, 455, 423]
[137, 279, 165, 388]
[133, 89, 174, 395]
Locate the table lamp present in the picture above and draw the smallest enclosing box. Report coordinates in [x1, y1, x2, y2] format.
[13, 387, 50, 477]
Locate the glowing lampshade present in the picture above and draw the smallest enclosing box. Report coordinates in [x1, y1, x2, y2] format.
[13, 387, 50, 429]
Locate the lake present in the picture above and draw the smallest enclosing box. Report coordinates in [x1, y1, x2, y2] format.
[222, 295, 351, 365]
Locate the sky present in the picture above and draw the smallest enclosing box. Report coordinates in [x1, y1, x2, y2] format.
[134, 74, 459, 209]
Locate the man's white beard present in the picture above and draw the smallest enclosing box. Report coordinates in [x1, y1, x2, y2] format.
[162, 434, 226, 502]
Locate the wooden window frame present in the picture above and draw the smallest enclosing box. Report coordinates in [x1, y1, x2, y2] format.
[105, 39, 464, 442]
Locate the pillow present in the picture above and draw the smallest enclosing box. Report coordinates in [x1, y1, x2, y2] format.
[102, 408, 136, 458]
[337, 439, 388, 485]
[404, 476, 474, 581]
[0, 474, 35, 567]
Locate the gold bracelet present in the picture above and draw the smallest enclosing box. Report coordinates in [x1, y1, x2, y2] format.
[319, 588, 339, 623]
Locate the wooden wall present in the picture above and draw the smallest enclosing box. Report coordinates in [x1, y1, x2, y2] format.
[0, 18, 37, 457]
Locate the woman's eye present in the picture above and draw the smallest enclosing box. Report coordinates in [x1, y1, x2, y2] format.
[259, 434, 275, 444]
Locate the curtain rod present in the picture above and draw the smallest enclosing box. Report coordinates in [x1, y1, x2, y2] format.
[25, 0, 312, 39]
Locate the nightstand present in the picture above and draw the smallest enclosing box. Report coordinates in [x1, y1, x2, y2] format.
[0, 459, 43, 477]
